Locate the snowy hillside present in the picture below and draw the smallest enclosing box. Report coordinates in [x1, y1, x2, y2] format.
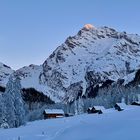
[1, 106, 140, 140]
[16, 64, 42, 89]
[16, 64, 62, 102]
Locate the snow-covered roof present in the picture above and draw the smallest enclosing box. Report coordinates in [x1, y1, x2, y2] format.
[44, 109, 64, 114]
[132, 101, 140, 105]
[93, 106, 105, 110]
[88, 107, 93, 110]
[116, 103, 127, 109]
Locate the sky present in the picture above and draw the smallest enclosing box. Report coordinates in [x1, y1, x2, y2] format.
[0, 0, 140, 70]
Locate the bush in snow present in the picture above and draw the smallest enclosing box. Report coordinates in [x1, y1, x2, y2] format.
[0, 119, 9, 129]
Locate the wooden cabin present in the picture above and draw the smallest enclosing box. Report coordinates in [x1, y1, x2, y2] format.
[131, 101, 140, 106]
[87, 106, 105, 114]
[43, 109, 64, 119]
[114, 103, 127, 111]
[87, 107, 93, 114]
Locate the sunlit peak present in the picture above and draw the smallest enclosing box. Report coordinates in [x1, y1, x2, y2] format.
[84, 24, 95, 30]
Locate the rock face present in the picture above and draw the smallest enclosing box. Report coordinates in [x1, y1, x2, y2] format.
[1, 25, 140, 103]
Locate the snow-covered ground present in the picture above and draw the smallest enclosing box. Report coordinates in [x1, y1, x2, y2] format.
[1, 106, 140, 140]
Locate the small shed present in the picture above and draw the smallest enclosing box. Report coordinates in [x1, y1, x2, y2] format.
[114, 103, 127, 111]
[131, 101, 140, 106]
[87, 106, 105, 114]
[43, 109, 64, 119]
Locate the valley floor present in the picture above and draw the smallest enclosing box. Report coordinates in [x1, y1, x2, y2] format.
[1, 106, 140, 140]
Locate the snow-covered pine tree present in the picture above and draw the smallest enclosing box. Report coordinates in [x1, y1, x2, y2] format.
[2, 76, 16, 128]
[74, 99, 78, 115]
[14, 76, 26, 127]
[0, 94, 3, 124]
[77, 97, 84, 114]
[0, 93, 9, 129]
[2, 74, 26, 128]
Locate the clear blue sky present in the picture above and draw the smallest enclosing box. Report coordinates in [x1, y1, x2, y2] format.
[0, 0, 140, 69]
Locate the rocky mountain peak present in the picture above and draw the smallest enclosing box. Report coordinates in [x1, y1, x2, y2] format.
[83, 24, 95, 30]
[40, 26, 140, 102]
[1, 25, 140, 103]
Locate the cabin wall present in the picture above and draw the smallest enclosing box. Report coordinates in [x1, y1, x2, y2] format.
[44, 114, 64, 119]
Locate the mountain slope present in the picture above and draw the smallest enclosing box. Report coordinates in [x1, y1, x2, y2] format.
[16, 64, 42, 89]
[16, 64, 61, 102]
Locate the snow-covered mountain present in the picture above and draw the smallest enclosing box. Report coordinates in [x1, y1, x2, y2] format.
[39, 25, 140, 102]
[0, 62, 13, 88]
[1, 24, 140, 103]
[16, 64, 42, 89]
[15, 64, 60, 102]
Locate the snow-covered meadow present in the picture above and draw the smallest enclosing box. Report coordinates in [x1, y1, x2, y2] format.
[1, 105, 140, 140]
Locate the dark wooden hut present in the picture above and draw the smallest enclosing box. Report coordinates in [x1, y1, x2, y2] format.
[43, 109, 64, 119]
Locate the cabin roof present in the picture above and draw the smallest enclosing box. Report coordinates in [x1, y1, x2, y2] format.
[93, 106, 105, 110]
[133, 101, 140, 104]
[88, 107, 93, 110]
[115, 103, 127, 109]
[88, 106, 105, 110]
[44, 109, 64, 114]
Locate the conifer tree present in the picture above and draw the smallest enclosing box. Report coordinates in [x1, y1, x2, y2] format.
[2, 74, 26, 128]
